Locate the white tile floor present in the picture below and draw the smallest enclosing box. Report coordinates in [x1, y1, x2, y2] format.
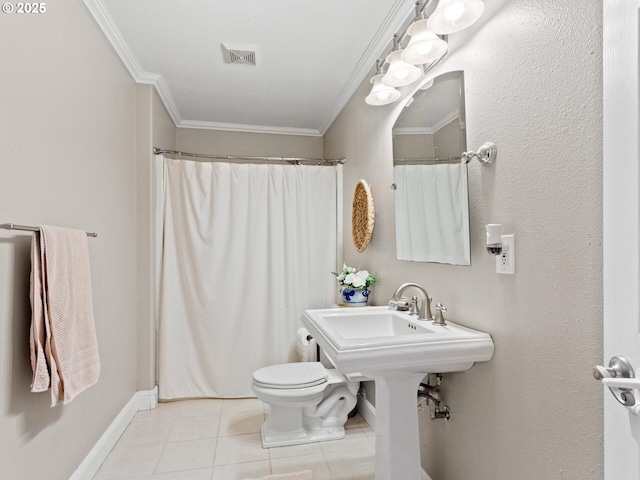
[93, 398, 375, 480]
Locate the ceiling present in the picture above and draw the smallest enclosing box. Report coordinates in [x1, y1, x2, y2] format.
[84, 0, 417, 136]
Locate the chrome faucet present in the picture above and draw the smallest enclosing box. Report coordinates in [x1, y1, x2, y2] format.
[391, 283, 434, 321]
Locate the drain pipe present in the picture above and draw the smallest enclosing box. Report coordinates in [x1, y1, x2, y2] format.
[417, 373, 451, 421]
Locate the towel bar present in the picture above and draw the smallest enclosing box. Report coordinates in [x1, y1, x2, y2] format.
[0, 223, 97, 237]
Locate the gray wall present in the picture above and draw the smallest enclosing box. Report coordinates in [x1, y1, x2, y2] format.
[0, 0, 140, 477]
[324, 0, 603, 478]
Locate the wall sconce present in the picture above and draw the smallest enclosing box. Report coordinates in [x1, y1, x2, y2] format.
[366, 0, 485, 107]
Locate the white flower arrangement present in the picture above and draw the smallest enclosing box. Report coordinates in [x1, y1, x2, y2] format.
[332, 264, 378, 290]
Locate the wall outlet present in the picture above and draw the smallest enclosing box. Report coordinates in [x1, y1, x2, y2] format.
[496, 234, 515, 274]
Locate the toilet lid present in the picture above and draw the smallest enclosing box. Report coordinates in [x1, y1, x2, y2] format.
[253, 362, 328, 389]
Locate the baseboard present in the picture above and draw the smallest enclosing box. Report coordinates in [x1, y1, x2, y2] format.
[136, 385, 158, 411]
[356, 393, 433, 480]
[356, 393, 376, 431]
[70, 386, 159, 480]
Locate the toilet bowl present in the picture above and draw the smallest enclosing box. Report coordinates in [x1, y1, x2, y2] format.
[252, 362, 359, 448]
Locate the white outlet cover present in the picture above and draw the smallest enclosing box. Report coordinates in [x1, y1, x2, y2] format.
[496, 234, 515, 274]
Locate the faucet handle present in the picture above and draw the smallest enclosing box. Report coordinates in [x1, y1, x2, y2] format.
[409, 296, 419, 316]
[433, 303, 447, 326]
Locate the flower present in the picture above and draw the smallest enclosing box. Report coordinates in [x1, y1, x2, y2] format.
[332, 263, 378, 289]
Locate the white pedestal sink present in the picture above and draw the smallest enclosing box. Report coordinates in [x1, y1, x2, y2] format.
[301, 306, 494, 480]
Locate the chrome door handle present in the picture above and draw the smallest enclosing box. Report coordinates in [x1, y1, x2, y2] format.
[594, 355, 636, 406]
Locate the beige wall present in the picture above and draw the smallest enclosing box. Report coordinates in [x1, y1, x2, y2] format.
[0, 0, 604, 478]
[324, 1, 603, 478]
[135, 87, 176, 390]
[176, 128, 323, 158]
[0, 0, 141, 478]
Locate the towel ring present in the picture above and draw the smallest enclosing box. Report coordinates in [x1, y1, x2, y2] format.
[462, 142, 497, 166]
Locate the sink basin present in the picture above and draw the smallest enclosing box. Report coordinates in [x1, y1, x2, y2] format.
[301, 305, 494, 480]
[302, 306, 494, 376]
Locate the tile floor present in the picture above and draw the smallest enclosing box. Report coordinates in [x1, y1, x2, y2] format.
[93, 398, 375, 480]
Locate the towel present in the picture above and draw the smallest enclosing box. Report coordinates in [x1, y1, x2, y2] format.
[242, 471, 313, 480]
[29, 225, 100, 406]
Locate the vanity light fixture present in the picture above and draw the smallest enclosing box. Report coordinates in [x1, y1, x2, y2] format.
[365, 0, 486, 107]
[382, 35, 422, 87]
[366, 60, 402, 106]
[427, 0, 485, 35]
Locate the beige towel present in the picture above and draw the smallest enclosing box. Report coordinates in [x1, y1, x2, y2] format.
[242, 471, 313, 480]
[30, 225, 100, 406]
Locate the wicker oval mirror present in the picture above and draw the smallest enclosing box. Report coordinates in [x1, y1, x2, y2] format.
[352, 179, 375, 252]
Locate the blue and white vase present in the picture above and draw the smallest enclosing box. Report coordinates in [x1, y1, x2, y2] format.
[340, 287, 370, 307]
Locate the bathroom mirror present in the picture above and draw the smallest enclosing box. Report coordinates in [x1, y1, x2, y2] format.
[392, 70, 470, 265]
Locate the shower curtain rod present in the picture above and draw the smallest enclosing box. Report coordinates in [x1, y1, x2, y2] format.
[394, 156, 464, 165]
[154, 148, 345, 165]
[0, 223, 98, 237]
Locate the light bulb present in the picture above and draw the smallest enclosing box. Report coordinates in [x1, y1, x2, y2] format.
[366, 74, 401, 106]
[444, 3, 465, 22]
[401, 19, 448, 65]
[427, 0, 485, 35]
[382, 50, 422, 87]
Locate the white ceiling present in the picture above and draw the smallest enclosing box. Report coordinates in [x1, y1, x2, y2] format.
[84, 0, 417, 136]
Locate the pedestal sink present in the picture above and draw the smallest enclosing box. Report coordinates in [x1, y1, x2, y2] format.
[301, 306, 494, 480]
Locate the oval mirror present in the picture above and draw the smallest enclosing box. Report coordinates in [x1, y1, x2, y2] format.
[392, 70, 470, 265]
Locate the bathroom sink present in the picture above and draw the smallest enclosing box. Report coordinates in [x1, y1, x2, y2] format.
[302, 306, 494, 479]
[302, 306, 494, 376]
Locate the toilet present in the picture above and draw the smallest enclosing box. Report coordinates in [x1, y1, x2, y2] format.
[252, 361, 359, 448]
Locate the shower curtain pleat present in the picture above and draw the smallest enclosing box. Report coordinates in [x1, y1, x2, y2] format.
[158, 158, 337, 399]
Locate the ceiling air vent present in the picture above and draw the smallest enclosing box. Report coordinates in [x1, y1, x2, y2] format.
[222, 43, 261, 66]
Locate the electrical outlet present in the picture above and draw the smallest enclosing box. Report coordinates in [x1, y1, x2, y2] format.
[496, 234, 515, 274]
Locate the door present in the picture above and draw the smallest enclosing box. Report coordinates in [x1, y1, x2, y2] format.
[603, 1, 640, 477]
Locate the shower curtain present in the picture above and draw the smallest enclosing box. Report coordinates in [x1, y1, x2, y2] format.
[157, 157, 338, 399]
[394, 162, 470, 265]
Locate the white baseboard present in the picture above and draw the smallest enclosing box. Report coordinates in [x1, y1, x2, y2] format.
[356, 393, 432, 480]
[135, 385, 158, 411]
[357, 393, 376, 431]
[70, 386, 159, 480]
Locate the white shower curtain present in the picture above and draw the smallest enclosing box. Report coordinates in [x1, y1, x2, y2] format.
[394, 162, 470, 265]
[158, 158, 337, 399]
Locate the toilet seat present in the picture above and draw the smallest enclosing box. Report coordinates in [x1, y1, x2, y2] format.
[253, 362, 328, 389]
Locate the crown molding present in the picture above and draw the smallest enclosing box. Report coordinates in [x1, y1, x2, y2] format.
[317, 0, 416, 134]
[178, 120, 322, 137]
[394, 111, 460, 135]
[82, 0, 183, 126]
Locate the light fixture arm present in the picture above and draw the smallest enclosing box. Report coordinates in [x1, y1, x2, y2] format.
[392, 33, 402, 51]
[414, 0, 426, 20]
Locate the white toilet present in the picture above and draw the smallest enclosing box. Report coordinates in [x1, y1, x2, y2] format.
[252, 361, 359, 448]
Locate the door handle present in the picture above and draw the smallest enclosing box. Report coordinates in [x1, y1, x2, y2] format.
[602, 377, 640, 389]
[594, 355, 636, 406]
